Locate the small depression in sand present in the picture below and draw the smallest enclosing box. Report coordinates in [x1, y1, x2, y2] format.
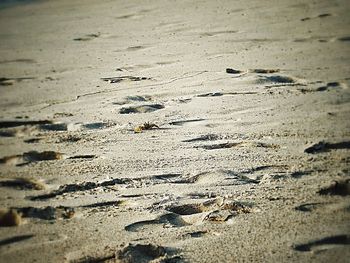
[0, 151, 63, 166]
[101, 76, 151, 83]
[0, 151, 96, 166]
[112, 95, 152, 105]
[256, 75, 297, 84]
[119, 104, 164, 114]
[305, 141, 350, 154]
[39, 122, 110, 132]
[116, 243, 167, 263]
[0, 178, 45, 190]
[318, 179, 350, 196]
[125, 213, 188, 232]
[294, 235, 350, 252]
[199, 141, 278, 150]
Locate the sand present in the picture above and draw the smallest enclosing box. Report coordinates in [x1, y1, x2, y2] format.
[0, 0, 349, 262]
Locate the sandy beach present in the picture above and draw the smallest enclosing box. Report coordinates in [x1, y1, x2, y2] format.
[0, 0, 349, 262]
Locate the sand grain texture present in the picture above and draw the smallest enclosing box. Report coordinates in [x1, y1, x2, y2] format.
[0, 0, 350, 262]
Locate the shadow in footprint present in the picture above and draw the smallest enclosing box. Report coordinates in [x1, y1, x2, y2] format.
[182, 134, 220, 143]
[260, 75, 296, 84]
[169, 119, 205, 126]
[0, 59, 36, 64]
[338, 36, 350, 42]
[226, 68, 243, 74]
[250, 69, 280, 74]
[14, 206, 74, 220]
[200, 30, 238, 37]
[167, 204, 205, 215]
[113, 95, 152, 105]
[318, 180, 350, 196]
[294, 235, 350, 252]
[185, 231, 207, 238]
[295, 203, 325, 212]
[152, 173, 182, 181]
[73, 33, 100, 41]
[101, 76, 151, 83]
[199, 141, 278, 150]
[40, 122, 108, 132]
[29, 178, 130, 201]
[116, 243, 181, 263]
[0, 178, 45, 190]
[0, 120, 52, 129]
[315, 82, 342, 92]
[165, 199, 253, 224]
[199, 142, 241, 150]
[0, 77, 35, 86]
[0, 151, 63, 166]
[67, 155, 96, 160]
[119, 104, 164, 114]
[81, 200, 122, 208]
[125, 213, 187, 232]
[197, 92, 257, 97]
[0, 235, 34, 247]
[305, 141, 350, 154]
[24, 138, 42, 144]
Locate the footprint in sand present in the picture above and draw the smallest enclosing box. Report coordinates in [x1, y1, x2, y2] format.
[299, 81, 346, 93]
[295, 201, 350, 213]
[101, 76, 151, 84]
[338, 36, 350, 42]
[23, 138, 43, 144]
[295, 202, 327, 212]
[0, 151, 96, 166]
[200, 30, 238, 37]
[0, 233, 67, 253]
[181, 230, 208, 239]
[169, 118, 205, 126]
[127, 198, 256, 232]
[12, 201, 122, 222]
[13, 206, 75, 221]
[293, 235, 350, 253]
[29, 178, 129, 201]
[0, 178, 45, 190]
[304, 141, 350, 154]
[180, 171, 232, 186]
[40, 121, 110, 132]
[0, 120, 109, 138]
[0, 120, 53, 129]
[165, 198, 254, 224]
[315, 82, 345, 91]
[0, 151, 63, 166]
[226, 68, 280, 75]
[154, 167, 286, 186]
[0, 59, 36, 64]
[126, 45, 147, 51]
[198, 141, 279, 150]
[300, 13, 332, 21]
[73, 33, 100, 41]
[197, 91, 258, 97]
[147, 170, 256, 186]
[182, 134, 220, 143]
[119, 104, 164, 114]
[249, 69, 280, 74]
[116, 243, 181, 263]
[0, 120, 50, 138]
[256, 75, 298, 85]
[0, 235, 34, 247]
[125, 213, 188, 232]
[318, 179, 350, 196]
[112, 95, 152, 105]
[0, 77, 35, 86]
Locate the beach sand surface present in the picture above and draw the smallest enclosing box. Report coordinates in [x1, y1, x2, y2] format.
[0, 0, 349, 262]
